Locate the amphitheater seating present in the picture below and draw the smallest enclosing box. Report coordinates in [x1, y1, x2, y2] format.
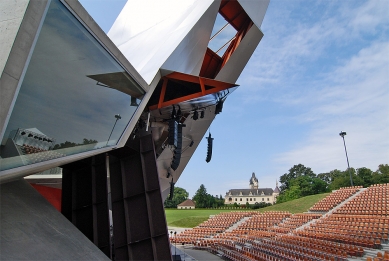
[20, 144, 65, 164]
[171, 184, 389, 261]
[172, 211, 256, 244]
[309, 186, 362, 212]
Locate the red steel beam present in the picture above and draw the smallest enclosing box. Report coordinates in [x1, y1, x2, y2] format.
[148, 72, 237, 110]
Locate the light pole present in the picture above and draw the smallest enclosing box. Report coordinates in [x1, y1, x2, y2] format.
[339, 131, 353, 186]
[170, 230, 173, 258]
[182, 243, 185, 260]
[174, 231, 177, 260]
[106, 114, 121, 146]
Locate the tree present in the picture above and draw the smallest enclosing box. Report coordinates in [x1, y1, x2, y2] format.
[191, 185, 225, 208]
[329, 168, 356, 190]
[164, 187, 189, 208]
[311, 177, 328, 194]
[279, 164, 315, 192]
[372, 164, 389, 184]
[192, 184, 208, 208]
[276, 185, 301, 203]
[317, 172, 331, 184]
[288, 175, 327, 197]
[377, 164, 389, 175]
[53, 138, 98, 150]
[356, 167, 373, 187]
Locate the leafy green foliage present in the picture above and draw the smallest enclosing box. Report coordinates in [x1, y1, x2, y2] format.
[277, 185, 301, 203]
[164, 187, 189, 208]
[278, 164, 328, 203]
[279, 163, 388, 203]
[251, 202, 272, 209]
[53, 138, 98, 150]
[279, 164, 315, 191]
[372, 164, 389, 184]
[192, 184, 208, 208]
[192, 184, 224, 208]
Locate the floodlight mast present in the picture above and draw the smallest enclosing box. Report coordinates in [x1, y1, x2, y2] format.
[339, 131, 353, 186]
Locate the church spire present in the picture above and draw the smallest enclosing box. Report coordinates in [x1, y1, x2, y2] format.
[249, 172, 258, 189]
[274, 180, 280, 193]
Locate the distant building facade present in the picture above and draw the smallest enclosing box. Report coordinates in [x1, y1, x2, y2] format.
[225, 173, 280, 205]
[177, 199, 196, 209]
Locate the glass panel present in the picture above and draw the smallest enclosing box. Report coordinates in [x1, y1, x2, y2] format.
[0, 0, 145, 171]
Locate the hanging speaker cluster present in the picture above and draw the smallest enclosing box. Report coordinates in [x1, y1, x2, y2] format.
[206, 132, 213, 163]
[168, 105, 182, 147]
[168, 119, 178, 148]
[171, 123, 183, 170]
[215, 99, 224, 115]
[168, 178, 175, 200]
[192, 109, 205, 121]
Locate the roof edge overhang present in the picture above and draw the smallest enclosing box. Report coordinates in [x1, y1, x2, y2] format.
[148, 71, 238, 111]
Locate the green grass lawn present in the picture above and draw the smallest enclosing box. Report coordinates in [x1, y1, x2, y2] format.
[165, 209, 239, 227]
[165, 192, 330, 228]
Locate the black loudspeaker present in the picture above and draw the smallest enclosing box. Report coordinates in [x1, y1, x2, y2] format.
[168, 119, 178, 147]
[215, 100, 224, 114]
[169, 178, 175, 200]
[206, 133, 213, 163]
[170, 124, 182, 170]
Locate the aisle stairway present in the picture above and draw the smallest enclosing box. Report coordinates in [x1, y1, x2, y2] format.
[294, 188, 367, 232]
[224, 217, 252, 233]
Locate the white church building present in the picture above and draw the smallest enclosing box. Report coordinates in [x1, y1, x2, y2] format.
[224, 173, 280, 205]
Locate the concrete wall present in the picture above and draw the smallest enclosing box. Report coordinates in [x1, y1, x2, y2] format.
[0, 179, 110, 260]
[0, 0, 47, 142]
[0, 0, 29, 76]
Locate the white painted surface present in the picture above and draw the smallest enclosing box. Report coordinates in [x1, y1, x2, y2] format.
[161, 0, 220, 77]
[215, 25, 263, 83]
[238, 0, 270, 29]
[108, 0, 215, 84]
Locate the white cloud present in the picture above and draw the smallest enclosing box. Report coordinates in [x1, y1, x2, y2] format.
[236, 1, 389, 176]
[346, 0, 389, 36]
[239, 0, 388, 97]
[274, 40, 389, 173]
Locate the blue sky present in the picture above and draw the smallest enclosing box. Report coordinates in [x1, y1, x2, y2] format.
[79, 0, 389, 198]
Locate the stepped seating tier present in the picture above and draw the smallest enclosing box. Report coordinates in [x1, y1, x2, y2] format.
[171, 184, 389, 261]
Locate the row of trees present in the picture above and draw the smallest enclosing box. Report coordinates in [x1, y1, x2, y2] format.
[163, 187, 189, 208]
[164, 184, 224, 209]
[192, 184, 225, 208]
[164, 163, 388, 207]
[277, 163, 389, 203]
[164, 184, 224, 208]
[164, 184, 274, 209]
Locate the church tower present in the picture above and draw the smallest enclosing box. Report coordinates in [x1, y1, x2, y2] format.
[249, 172, 258, 189]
